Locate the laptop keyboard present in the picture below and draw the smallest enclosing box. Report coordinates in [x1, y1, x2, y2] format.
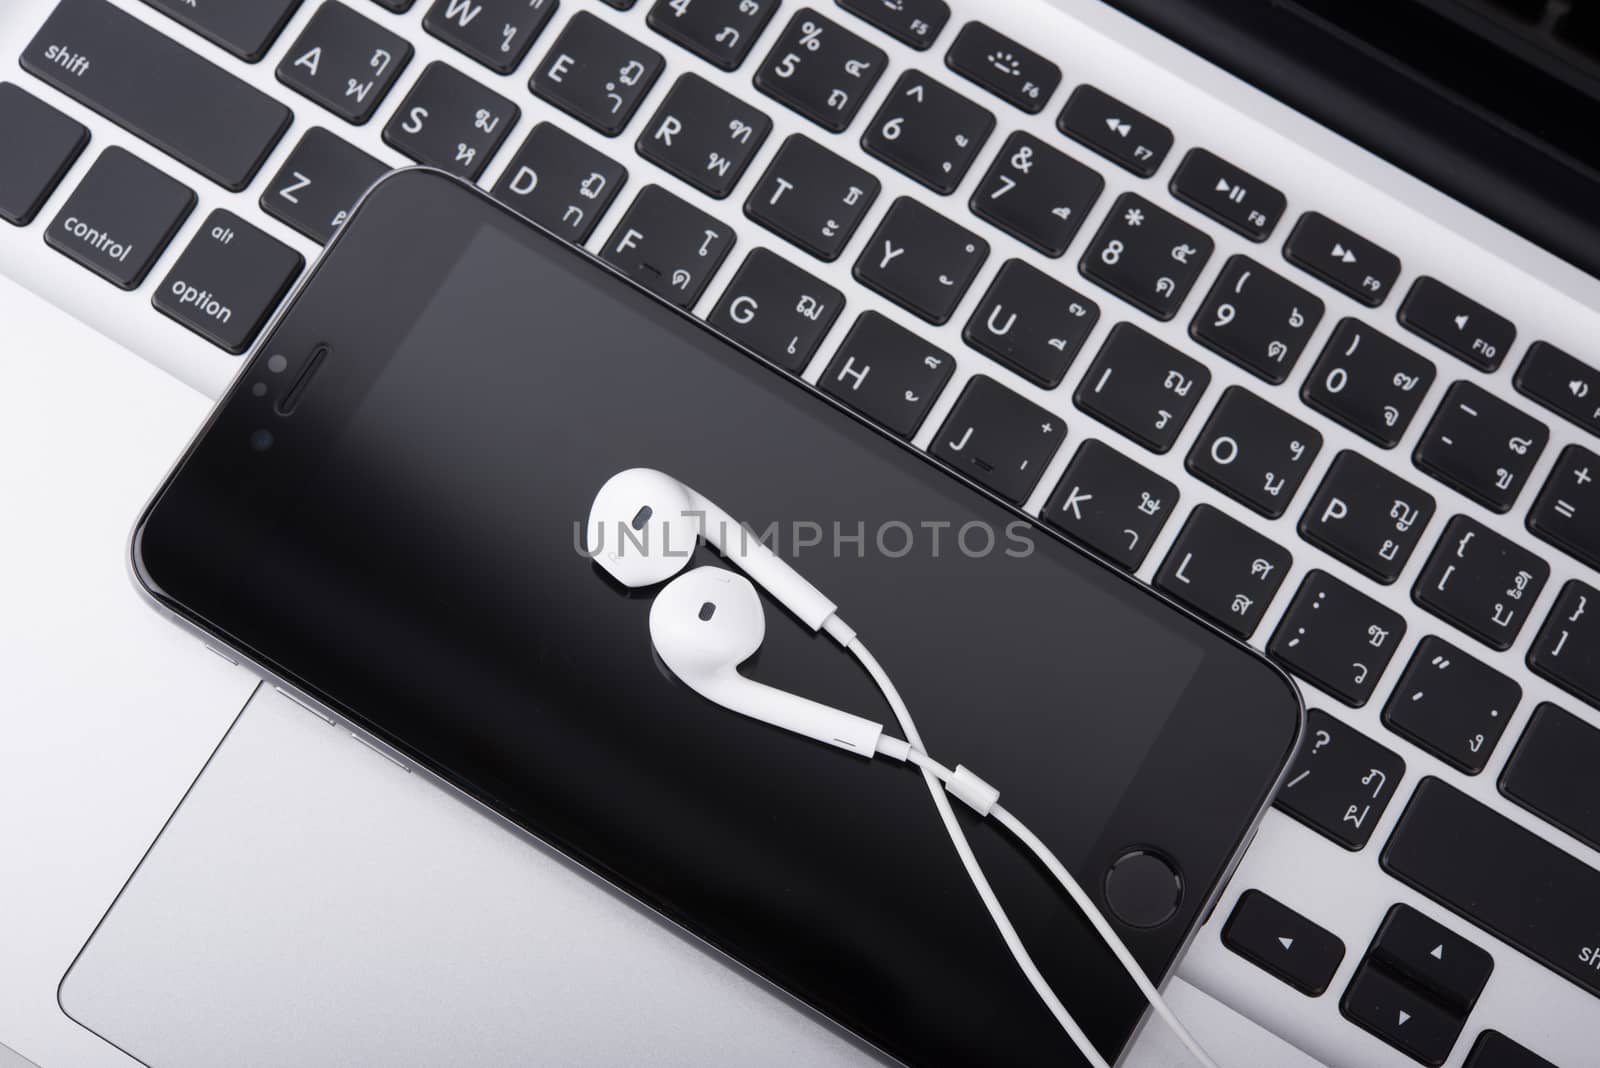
[3, 0, 1598, 1063]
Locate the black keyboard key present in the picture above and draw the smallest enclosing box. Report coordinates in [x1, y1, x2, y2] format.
[492, 122, 627, 244]
[1382, 636, 1519, 774]
[745, 135, 878, 261]
[1529, 444, 1600, 570]
[1268, 570, 1406, 707]
[1284, 211, 1402, 307]
[45, 147, 194, 290]
[1169, 148, 1285, 241]
[153, 210, 304, 354]
[820, 312, 952, 437]
[1190, 256, 1324, 384]
[1413, 515, 1549, 651]
[600, 185, 734, 307]
[532, 14, 664, 136]
[1276, 708, 1405, 849]
[755, 10, 885, 132]
[1399, 277, 1515, 373]
[1074, 323, 1209, 453]
[598, 0, 636, 9]
[278, 1, 413, 124]
[638, 74, 771, 198]
[1154, 503, 1290, 638]
[0, 83, 88, 227]
[1301, 319, 1435, 448]
[1080, 193, 1213, 321]
[943, 21, 1058, 113]
[1341, 962, 1463, 1067]
[262, 127, 390, 245]
[371, 0, 415, 9]
[1369, 903, 1493, 1014]
[1221, 890, 1346, 997]
[853, 198, 987, 324]
[1043, 440, 1176, 570]
[25, 0, 291, 190]
[969, 131, 1101, 257]
[707, 249, 843, 371]
[1414, 381, 1548, 512]
[862, 71, 993, 195]
[1300, 451, 1435, 584]
[931, 376, 1062, 503]
[1528, 580, 1600, 710]
[1382, 776, 1600, 1002]
[647, 0, 778, 70]
[1187, 387, 1321, 518]
[425, 0, 558, 74]
[1057, 85, 1171, 178]
[963, 259, 1098, 389]
[837, 0, 948, 49]
[382, 62, 519, 179]
[1465, 1031, 1559, 1068]
[143, 0, 303, 61]
[1501, 702, 1600, 852]
[1515, 340, 1600, 438]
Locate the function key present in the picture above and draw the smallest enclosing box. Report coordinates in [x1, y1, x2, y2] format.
[707, 249, 844, 371]
[853, 197, 987, 325]
[599, 185, 734, 307]
[963, 259, 1098, 388]
[638, 74, 772, 198]
[647, 0, 779, 71]
[425, 0, 558, 74]
[0, 83, 88, 227]
[1042, 439, 1177, 570]
[1341, 960, 1464, 1066]
[144, 0, 303, 62]
[1527, 580, 1600, 710]
[46, 146, 195, 290]
[1080, 193, 1213, 321]
[931, 376, 1063, 503]
[1074, 324, 1209, 454]
[153, 209, 304, 354]
[1500, 702, 1600, 852]
[1528, 444, 1600, 571]
[1413, 515, 1549, 651]
[943, 22, 1059, 114]
[1413, 381, 1548, 513]
[969, 131, 1102, 257]
[261, 128, 389, 245]
[1056, 85, 1172, 178]
[1275, 708, 1405, 849]
[1300, 319, 1435, 448]
[1515, 340, 1600, 438]
[1299, 450, 1435, 584]
[532, 13, 665, 136]
[277, 1, 413, 125]
[1169, 148, 1285, 241]
[1398, 277, 1515, 372]
[492, 122, 627, 244]
[837, 0, 950, 49]
[1190, 256, 1324, 384]
[820, 312, 953, 437]
[754, 10, 886, 133]
[1284, 211, 1402, 307]
[1154, 503, 1290, 638]
[1267, 570, 1406, 707]
[745, 134, 879, 261]
[1464, 1031, 1559, 1068]
[1187, 387, 1321, 518]
[1382, 635, 1520, 774]
[1221, 889, 1346, 997]
[862, 71, 993, 195]
[382, 62, 519, 180]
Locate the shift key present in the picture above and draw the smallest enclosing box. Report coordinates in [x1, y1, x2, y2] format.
[23, 0, 291, 191]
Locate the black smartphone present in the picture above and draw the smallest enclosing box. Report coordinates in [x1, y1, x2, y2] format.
[134, 170, 1301, 1067]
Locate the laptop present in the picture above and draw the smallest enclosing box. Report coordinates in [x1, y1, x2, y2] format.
[1, 1, 1596, 1066]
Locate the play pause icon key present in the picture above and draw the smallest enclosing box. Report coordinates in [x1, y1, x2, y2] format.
[1170, 147, 1285, 241]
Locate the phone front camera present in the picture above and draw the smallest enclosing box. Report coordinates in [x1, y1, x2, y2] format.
[249, 429, 274, 452]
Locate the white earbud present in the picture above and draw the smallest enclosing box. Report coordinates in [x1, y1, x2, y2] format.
[649, 566, 886, 758]
[587, 468, 839, 631]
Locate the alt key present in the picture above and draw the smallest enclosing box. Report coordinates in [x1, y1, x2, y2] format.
[154, 209, 304, 354]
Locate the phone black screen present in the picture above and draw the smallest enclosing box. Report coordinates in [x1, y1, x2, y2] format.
[137, 172, 1299, 1066]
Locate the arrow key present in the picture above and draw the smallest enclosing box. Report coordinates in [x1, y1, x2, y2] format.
[1369, 904, 1493, 1014]
[1343, 962, 1465, 1066]
[1222, 889, 1346, 996]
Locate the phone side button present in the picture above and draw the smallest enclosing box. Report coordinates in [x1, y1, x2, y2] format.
[1221, 889, 1346, 997]
[351, 732, 411, 773]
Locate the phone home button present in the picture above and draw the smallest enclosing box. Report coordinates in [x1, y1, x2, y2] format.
[1104, 849, 1182, 928]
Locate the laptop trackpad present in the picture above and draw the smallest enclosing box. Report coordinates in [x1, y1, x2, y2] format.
[58, 687, 878, 1067]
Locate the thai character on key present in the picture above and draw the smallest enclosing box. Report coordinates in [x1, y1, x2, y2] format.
[1230, 594, 1252, 615]
[618, 60, 646, 86]
[1361, 768, 1386, 796]
[1366, 625, 1388, 648]
[1391, 499, 1419, 531]
[1509, 570, 1532, 599]
[1263, 473, 1285, 497]
[1267, 340, 1288, 362]
[1163, 370, 1192, 395]
[1138, 492, 1161, 516]
[1383, 405, 1400, 427]
[1393, 372, 1419, 391]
